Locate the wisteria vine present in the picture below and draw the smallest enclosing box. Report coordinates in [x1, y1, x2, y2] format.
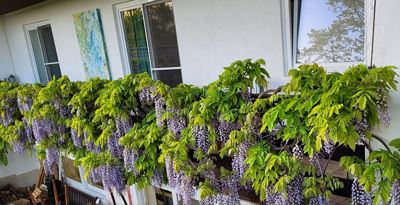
[0, 60, 398, 205]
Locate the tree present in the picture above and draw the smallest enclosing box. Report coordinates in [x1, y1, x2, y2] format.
[298, 0, 364, 63]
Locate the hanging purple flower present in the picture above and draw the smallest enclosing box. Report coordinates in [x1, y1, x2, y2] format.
[101, 165, 125, 193]
[44, 147, 59, 174]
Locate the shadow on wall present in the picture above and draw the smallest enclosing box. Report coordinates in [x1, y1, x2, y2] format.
[0, 169, 39, 188]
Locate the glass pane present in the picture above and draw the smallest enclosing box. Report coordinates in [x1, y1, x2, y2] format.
[146, 1, 180, 68]
[37, 25, 59, 63]
[154, 69, 182, 87]
[121, 8, 151, 74]
[46, 64, 62, 80]
[29, 30, 48, 83]
[296, 0, 364, 63]
[62, 157, 81, 183]
[154, 188, 174, 205]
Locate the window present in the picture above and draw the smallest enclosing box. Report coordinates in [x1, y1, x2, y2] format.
[116, 0, 182, 87]
[60, 155, 106, 202]
[61, 156, 81, 183]
[25, 23, 61, 83]
[286, 0, 365, 69]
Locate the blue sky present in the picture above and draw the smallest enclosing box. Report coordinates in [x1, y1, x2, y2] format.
[297, 0, 337, 49]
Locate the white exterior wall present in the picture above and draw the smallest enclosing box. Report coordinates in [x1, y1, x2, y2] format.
[0, 17, 14, 79]
[0, 152, 39, 187]
[174, 0, 288, 87]
[369, 0, 400, 148]
[2, 0, 128, 83]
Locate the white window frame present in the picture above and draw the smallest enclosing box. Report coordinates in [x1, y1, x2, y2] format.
[280, 0, 368, 74]
[59, 153, 107, 202]
[114, 0, 182, 79]
[24, 20, 60, 82]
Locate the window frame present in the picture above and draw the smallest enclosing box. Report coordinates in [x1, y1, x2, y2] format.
[24, 20, 61, 83]
[281, 0, 368, 74]
[59, 153, 107, 202]
[114, 0, 182, 83]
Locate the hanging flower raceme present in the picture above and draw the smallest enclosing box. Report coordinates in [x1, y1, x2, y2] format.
[44, 147, 59, 174]
[101, 164, 125, 193]
[351, 178, 372, 205]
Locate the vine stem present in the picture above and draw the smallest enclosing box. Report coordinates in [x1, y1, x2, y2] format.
[322, 147, 337, 175]
[371, 134, 392, 154]
[257, 86, 283, 99]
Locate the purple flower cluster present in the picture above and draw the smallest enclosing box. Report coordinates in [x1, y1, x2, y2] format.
[323, 139, 335, 156]
[139, 86, 156, 105]
[354, 110, 369, 139]
[151, 168, 163, 187]
[264, 186, 286, 205]
[351, 178, 371, 205]
[0, 106, 14, 127]
[287, 176, 304, 205]
[107, 132, 124, 158]
[249, 115, 262, 138]
[155, 96, 166, 127]
[232, 141, 251, 179]
[376, 88, 391, 127]
[192, 125, 210, 153]
[71, 129, 83, 148]
[17, 97, 33, 113]
[90, 166, 104, 184]
[44, 147, 59, 174]
[216, 119, 240, 142]
[292, 143, 303, 159]
[22, 118, 34, 144]
[200, 171, 241, 205]
[176, 174, 195, 205]
[116, 116, 133, 137]
[58, 106, 71, 118]
[101, 165, 125, 193]
[309, 195, 329, 205]
[392, 180, 400, 204]
[165, 156, 177, 187]
[123, 148, 139, 175]
[32, 118, 57, 142]
[166, 108, 186, 135]
[165, 156, 195, 205]
[12, 140, 25, 154]
[84, 132, 101, 153]
[309, 153, 323, 176]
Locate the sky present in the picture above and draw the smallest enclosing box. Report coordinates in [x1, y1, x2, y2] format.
[297, 0, 337, 49]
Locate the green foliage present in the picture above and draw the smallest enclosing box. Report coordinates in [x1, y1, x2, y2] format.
[0, 60, 398, 204]
[340, 138, 400, 205]
[119, 111, 165, 188]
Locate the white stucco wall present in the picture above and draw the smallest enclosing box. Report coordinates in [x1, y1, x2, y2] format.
[173, 0, 288, 87]
[0, 152, 39, 182]
[2, 0, 127, 83]
[369, 0, 400, 148]
[0, 17, 14, 79]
